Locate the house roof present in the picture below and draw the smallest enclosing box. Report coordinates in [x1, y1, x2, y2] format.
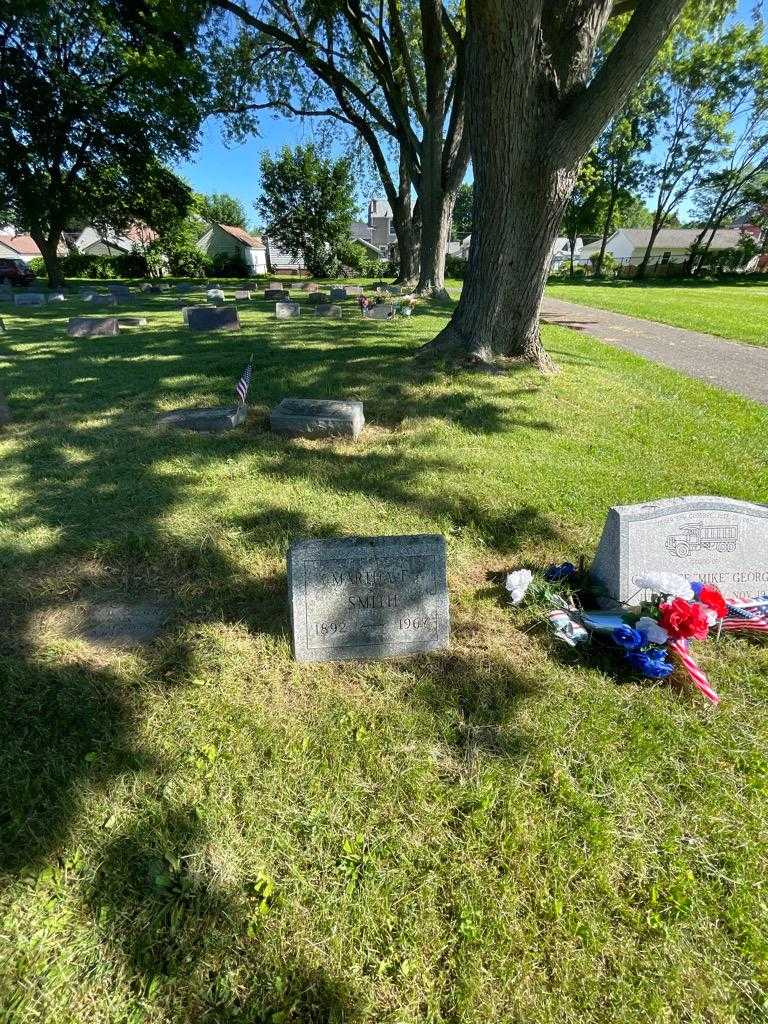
[0, 233, 42, 255]
[217, 224, 264, 248]
[350, 220, 374, 241]
[620, 227, 744, 250]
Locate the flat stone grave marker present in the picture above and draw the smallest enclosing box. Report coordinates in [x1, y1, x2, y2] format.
[275, 301, 300, 318]
[181, 305, 202, 324]
[313, 304, 342, 319]
[78, 597, 169, 649]
[264, 288, 289, 300]
[345, 285, 363, 296]
[386, 285, 403, 295]
[592, 495, 768, 603]
[288, 534, 450, 663]
[234, 289, 253, 300]
[329, 287, 347, 300]
[268, 280, 283, 289]
[91, 293, 118, 306]
[108, 284, 131, 296]
[364, 303, 395, 320]
[175, 283, 193, 293]
[14, 292, 45, 306]
[187, 305, 240, 332]
[67, 316, 120, 338]
[158, 404, 247, 433]
[301, 282, 319, 292]
[307, 292, 329, 304]
[0, 391, 9, 426]
[270, 397, 363, 439]
[118, 316, 148, 327]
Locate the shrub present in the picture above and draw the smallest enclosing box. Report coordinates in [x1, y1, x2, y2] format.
[210, 251, 250, 278]
[168, 245, 211, 278]
[445, 254, 468, 279]
[589, 251, 618, 277]
[115, 250, 148, 278]
[28, 257, 46, 274]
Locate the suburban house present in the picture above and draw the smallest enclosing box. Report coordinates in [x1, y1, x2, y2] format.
[349, 199, 397, 258]
[579, 227, 749, 270]
[0, 233, 66, 263]
[196, 223, 268, 275]
[63, 224, 157, 256]
[263, 239, 305, 275]
[458, 234, 583, 266]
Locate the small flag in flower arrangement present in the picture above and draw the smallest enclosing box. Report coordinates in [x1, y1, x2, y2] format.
[235, 355, 253, 406]
[721, 595, 768, 633]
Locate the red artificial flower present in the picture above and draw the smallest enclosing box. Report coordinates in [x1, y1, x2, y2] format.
[659, 597, 710, 641]
[698, 585, 728, 620]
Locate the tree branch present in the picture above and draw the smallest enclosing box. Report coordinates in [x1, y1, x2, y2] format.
[553, 0, 688, 164]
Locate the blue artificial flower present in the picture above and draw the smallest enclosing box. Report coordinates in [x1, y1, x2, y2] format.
[612, 625, 646, 650]
[625, 650, 674, 679]
[690, 581, 704, 598]
[544, 562, 577, 582]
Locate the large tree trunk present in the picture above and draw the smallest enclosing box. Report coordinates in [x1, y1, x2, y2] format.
[391, 160, 420, 286]
[32, 229, 64, 288]
[415, 189, 455, 297]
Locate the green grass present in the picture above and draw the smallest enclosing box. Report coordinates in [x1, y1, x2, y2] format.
[546, 277, 768, 347]
[1, 283, 767, 1023]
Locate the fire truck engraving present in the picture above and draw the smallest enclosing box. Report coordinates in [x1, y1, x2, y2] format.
[665, 523, 739, 558]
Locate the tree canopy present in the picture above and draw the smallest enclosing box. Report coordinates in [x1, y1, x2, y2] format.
[196, 192, 250, 229]
[257, 145, 358, 278]
[0, 0, 211, 283]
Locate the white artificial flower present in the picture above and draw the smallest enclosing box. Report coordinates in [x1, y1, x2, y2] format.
[634, 572, 694, 601]
[636, 616, 669, 644]
[704, 607, 720, 626]
[505, 569, 533, 605]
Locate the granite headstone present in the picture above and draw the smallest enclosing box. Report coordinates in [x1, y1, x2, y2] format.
[275, 301, 300, 318]
[364, 303, 395, 320]
[187, 306, 240, 332]
[67, 317, 120, 338]
[14, 293, 45, 306]
[288, 534, 450, 663]
[312, 303, 342, 319]
[157, 404, 247, 433]
[592, 496, 768, 603]
[329, 287, 347, 300]
[264, 288, 289, 300]
[270, 397, 363, 439]
[234, 289, 253, 300]
[307, 292, 329, 304]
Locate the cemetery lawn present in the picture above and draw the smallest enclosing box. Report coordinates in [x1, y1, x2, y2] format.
[1, 282, 768, 1024]
[546, 277, 768, 347]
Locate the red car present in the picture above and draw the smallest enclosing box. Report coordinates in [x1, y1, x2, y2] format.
[0, 258, 36, 287]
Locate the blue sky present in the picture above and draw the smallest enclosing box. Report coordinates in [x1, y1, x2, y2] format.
[173, 0, 765, 228]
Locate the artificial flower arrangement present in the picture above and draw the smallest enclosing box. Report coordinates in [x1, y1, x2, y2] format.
[505, 563, 767, 705]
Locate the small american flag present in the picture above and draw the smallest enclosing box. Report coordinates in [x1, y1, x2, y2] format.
[235, 355, 253, 406]
[721, 595, 768, 633]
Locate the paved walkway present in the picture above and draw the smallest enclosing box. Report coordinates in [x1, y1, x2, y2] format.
[540, 296, 768, 406]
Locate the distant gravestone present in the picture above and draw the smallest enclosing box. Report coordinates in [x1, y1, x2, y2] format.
[265, 288, 289, 300]
[206, 288, 225, 302]
[364, 303, 395, 320]
[234, 289, 253, 300]
[313, 304, 342, 319]
[0, 391, 9, 426]
[329, 287, 347, 300]
[67, 317, 120, 338]
[592, 496, 768, 603]
[301, 282, 319, 292]
[386, 285, 403, 295]
[345, 285, 363, 296]
[187, 305, 240, 332]
[14, 292, 45, 306]
[78, 598, 169, 649]
[270, 397, 363, 439]
[268, 280, 283, 289]
[307, 292, 329, 304]
[108, 284, 131, 296]
[92, 293, 118, 306]
[287, 534, 450, 663]
[47, 292, 66, 303]
[175, 283, 193, 293]
[275, 301, 300, 318]
[181, 305, 202, 325]
[157, 404, 247, 432]
[118, 316, 148, 327]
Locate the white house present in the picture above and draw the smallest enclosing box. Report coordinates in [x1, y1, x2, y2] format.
[196, 223, 267, 275]
[64, 224, 157, 255]
[579, 227, 746, 269]
[458, 234, 582, 265]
